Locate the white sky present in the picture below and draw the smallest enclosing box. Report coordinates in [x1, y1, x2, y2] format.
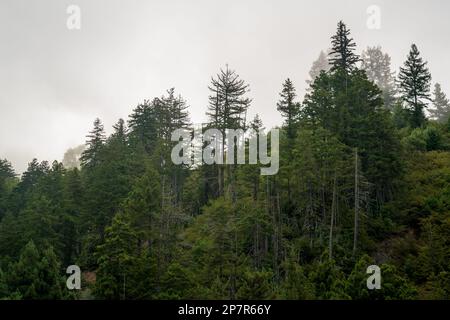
[1, 0, 449, 173]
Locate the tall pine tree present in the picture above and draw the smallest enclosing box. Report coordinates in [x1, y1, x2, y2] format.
[329, 21, 359, 73]
[80, 118, 107, 167]
[429, 83, 450, 123]
[277, 78, 300, 140]
[361, 46, 397, 109]
[398, 44, 432, 128]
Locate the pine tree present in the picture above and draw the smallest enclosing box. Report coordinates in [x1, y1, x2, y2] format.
[162, 88, 191, 138]
[123, 165, 161, 241]
[0, 159, 16, 220]
[7, 159, 49, 215]
[206, 65, 251, 197]
[206, 65, 251, 131]
[60, 168, 84, 265]
[306, 50, 331, 89]
[398, 44, 432, 128]
[280, 259, 315, 299]
[21, 196, 59, 252]
[94, 211, 142, 299]
[429, 83, 450, 123]
[329, 21, 360, 72]
[277, 78, 300, 140]
[236, 269, 274, 299]
[79, 119, 147, 268]
[111, 118, 127, 142]
[361, 46, 397, 109]
[80, 118, 106, 167]
[7, 241, 64, 299]
[0, 159, 15, 183]
[249, 114, 264, 133]
[128, 100, 159, 153]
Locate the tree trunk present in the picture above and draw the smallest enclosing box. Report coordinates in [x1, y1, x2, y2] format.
[329, 174, 337, 260]
[353, 148, 359, 256]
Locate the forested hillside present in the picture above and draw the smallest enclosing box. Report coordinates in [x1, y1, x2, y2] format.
[1, 21, 449, 300]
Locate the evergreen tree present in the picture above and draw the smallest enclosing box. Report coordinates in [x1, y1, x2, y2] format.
[0, 159, 16, 220]
[2, 23, 450, 300]
[206, 65, 251, 131]
[0, 159, 15, 183]
[79, 120, 146, 268]
[60, 168, 84, 265]
[128, 100, 159, 154]
[161, 88, 191, 138]
[361, 46, 397, 109]
[306, 50, 331, 90]
[398, 44, 432, 128]
[94, 211, 142, 299]
[236, 269, 274, 299]
[7, 241, 64, 299]
[328, 21, 360, 73]
[111, 118, 127, 142]
[277, 78, 300, 140]
[206, 65, 251, 197]
[21, 196, 60, 254]
[80, 118, 106, 167]
[280, 259, 315, 299]
[12, 159, 49, 210]
[429, 83, 450, 123]
[303, 65, 401, 205]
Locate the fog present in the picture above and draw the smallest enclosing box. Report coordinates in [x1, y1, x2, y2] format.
[1, 0, 449, 173]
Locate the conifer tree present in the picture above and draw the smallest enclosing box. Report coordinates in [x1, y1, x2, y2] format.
[128, 100, 158, 153]
[206, 65, 251, 197]
[80, 118, 106, 167]
[361, 46, 397, 109]
[306, 50, 331, 90]
[111, 118, 127, 142]
[94, 211, 141, 299]
[398, 44, 432, 128]
[429, 83, 450, 123]
[329, 21, 360, 73]
[7, 241, 64, 299]
[0, 159, 16, 220]
[206, 65, 251, 131]
[277, 78, 300, 140]
[60, 168, 84, 265]
[162, 88, 191, 138]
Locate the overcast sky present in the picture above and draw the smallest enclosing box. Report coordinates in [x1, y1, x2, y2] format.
[1, 0, 449, 173]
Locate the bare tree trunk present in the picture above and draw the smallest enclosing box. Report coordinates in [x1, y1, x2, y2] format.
[353, 148, 359, 256]
[276, 189, 282, 279]
[329, 174, 337, 260]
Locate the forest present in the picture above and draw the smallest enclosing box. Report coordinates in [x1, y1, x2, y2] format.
[0, 21, 449, 300]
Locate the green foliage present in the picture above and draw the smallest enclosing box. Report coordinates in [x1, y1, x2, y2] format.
[361, 46, 397, 110]
[309, 259, 350, 299]
[402, 125, 448, 152]
[398, 44, 432, 128]
[329, 21, 359, 72]
[277, 78, 300, 140]
[429, 83, 450, 123]
[280, 260, 315, 299]
[1, 20, 449, 300]
[303, 63, 402, 204]
[345, 255, 417, 299]
[4, 241, 65, 299]
[236, 269, 275, 299]
[94, 211, 142, 299]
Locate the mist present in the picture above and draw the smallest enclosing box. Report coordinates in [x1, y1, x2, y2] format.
[1, 0, 449, 173]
